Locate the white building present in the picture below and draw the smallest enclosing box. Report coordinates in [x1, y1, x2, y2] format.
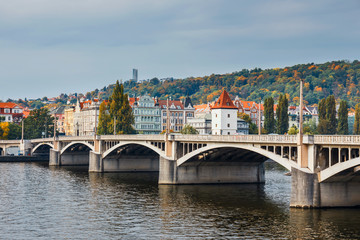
[211, 90, 238, 135]
[73, 99, 100, 136]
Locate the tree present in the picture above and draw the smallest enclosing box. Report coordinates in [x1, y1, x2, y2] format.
[0, 122, 10, 140]
[354, 103, 360, 135]
[276, 94, 289, 134]
[180, 125, 199, 134]
[7, 123, 21, 140]
[337, 100, 348, 135]
[326, 95, 337, 134]
[98, 80, 135, 135]
[24, 108, 54, 139]
[97, 101, 111, 135]
[239, 112, 258, 134]
[288, 125, 299, 135]
[263, 97, 275, 133]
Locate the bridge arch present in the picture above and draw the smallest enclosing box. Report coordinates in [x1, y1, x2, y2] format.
[32, 143, 54, 154]
[177, 143, 309, 173]
[102, 141, 167, 159]
[60, 141, 95, 155]
[320, 157, 360, 182]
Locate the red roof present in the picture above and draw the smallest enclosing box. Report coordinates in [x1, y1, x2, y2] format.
[0, 102, 22, 109]
[211, 90, 237, 109]
[158, 100, 184, 109]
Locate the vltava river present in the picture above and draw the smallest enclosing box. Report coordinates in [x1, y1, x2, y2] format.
[0, 162, 359, 239]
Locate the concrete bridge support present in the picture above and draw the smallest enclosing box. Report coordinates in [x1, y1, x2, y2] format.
[290, 167, 360, 208]
[159, 157, 265, 184]
[49, 149, 60, 166]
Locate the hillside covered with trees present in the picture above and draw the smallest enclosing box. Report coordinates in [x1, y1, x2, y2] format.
[5, 60, 360, 109]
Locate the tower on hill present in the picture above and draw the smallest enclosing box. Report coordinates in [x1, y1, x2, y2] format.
[211, 90, 238, 135]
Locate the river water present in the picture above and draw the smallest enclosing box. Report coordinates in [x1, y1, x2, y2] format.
[0, 162, 359, 240]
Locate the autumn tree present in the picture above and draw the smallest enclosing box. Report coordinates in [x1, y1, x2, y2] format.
[354, 103, 360, 135]
[276, 94, 289, 134]
[264, 97, 275, 133]
[239, 113, 257, 134]
[7, 123, 22, 140]
[337, 100, 348, 135]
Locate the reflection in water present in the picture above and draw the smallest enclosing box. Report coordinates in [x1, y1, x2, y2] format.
[0, 162, 359, 239]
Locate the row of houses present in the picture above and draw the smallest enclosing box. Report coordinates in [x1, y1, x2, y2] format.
[0, 92, 322, 136]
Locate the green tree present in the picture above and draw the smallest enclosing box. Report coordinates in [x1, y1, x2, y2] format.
[264, 97, 275, 133]
[8, 123, 22, 140]
[337, 100, 348, 135]
[288, 125, 299, 135]
[276, 94, 289, 134]
[180, 125, 199, 134]
[326, 95, 337, 134]
[97, 101, 111, 135]
[98, 80, 135, 134]
[24, 108, 54, 139]
[354, 103, 360, 135]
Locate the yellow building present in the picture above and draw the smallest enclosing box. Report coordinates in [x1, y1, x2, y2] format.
[64, 106, 75, 136]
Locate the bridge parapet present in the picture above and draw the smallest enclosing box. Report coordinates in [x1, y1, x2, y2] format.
[173, 134, 298, 144]
[314, 135, 360, 145]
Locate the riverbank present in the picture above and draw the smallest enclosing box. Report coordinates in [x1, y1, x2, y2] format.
[0, 156, 48, 162]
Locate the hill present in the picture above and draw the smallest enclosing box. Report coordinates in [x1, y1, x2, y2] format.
[8, 60, 360, 109]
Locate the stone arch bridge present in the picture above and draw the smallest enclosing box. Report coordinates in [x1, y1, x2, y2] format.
[2, 134, 360, 208]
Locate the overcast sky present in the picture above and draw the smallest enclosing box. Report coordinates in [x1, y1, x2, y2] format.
[0, 0, 359, 100]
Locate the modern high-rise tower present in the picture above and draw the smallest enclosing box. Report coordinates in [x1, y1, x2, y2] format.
[133, 69, 138, 82]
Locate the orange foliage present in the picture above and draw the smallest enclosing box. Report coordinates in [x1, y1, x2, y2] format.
[308, 65, 316, 70]
[334, 65, 341, 71]
[315, 86, 322, 92]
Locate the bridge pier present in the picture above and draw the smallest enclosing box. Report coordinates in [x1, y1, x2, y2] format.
[49, 149, 60, 166]
[159, 157, 265, 185]
[89, 151, 102, 172]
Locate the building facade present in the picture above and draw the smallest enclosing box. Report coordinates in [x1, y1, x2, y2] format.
[211, 90, 238, 135]
[132, 95, 161, 134]
[73, 99, 100, 136]
[0, 102, 24, 123]
[64, 106, 75, 136]
[158, 97, 194, 133]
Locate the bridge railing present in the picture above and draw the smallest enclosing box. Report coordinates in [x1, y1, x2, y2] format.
[314, 135, 360, 145]
[100, 134, 165, 141]
[0, 140, 21, 144]
[174, 134, 298, 144]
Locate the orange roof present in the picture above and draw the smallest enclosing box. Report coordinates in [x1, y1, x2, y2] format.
[211, 90, 237, 109]
[79, 99, 99, 109]
[158, 100, 183, 109]
[128, 97, 139, 107]
[23, 110, 31, 118]
[0, 102, 22, 109]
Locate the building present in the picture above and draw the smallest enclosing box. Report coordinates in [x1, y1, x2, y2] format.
[73, 99, 100, 136]
[49, 106, 66, 134]
[211, 90, 238, 135]
[132, 95, 161, 134]
[158, 97, 195, 132]
[187, 116, 212, 135]
[133, 69, 138, 82]
[288, 106, 316, 128]
[237, 119, 249, 135]
[0, 102, 24, 123]
[64, 106, 75, 136]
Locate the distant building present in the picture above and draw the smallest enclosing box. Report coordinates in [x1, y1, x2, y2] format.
[73, 99, 100, 136]
[0, 102, 24, 123]
[64, 106, 75, 136]
[158, 96, 195, 132]
[49, 106, 67, 134]
[187, 116, 212, 135]
[133, 69, 138, 82]
[211, 90, 238, 135]
[132, 95, 161, 134]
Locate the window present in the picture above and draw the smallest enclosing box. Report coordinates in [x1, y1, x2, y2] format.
[215, 124, 218, 127]
[228, 114, 230, 118]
